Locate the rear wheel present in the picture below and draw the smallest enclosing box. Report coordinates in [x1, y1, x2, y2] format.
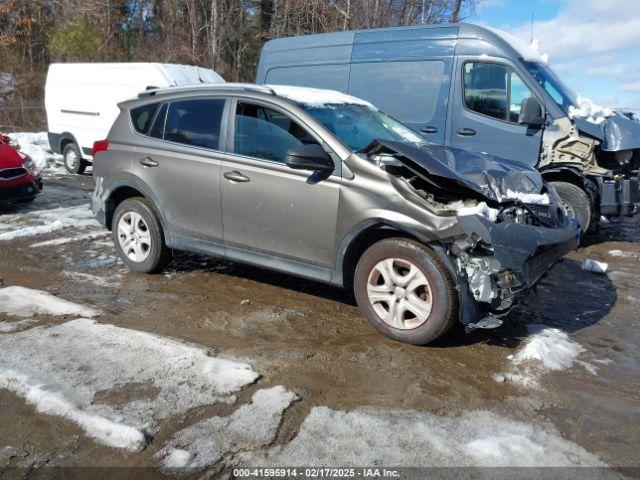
[551, 181, 592, 233]
[63, 143, 86, 175]
[354, 238, 458, 345]
[112, 197, 171, 273]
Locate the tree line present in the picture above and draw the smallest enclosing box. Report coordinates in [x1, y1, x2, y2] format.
[0, 0, 477, 129]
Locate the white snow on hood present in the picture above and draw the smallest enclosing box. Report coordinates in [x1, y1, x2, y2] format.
[0, 286, 101, 318]
[452, 201, 499, 222]
[503, 190, 550, 205]
[238, 406, 602, 467]
[268, 85, 375, 108]
[0, 318, 259, 451]
[485, 27, 549, 65]
[568, 95, 614, 125]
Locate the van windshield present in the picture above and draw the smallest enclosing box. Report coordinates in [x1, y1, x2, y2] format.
[525, 61, 579, 113]
[301, 103, 425, 151]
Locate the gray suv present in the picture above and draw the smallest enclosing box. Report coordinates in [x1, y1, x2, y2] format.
[92, 84, 579, 345]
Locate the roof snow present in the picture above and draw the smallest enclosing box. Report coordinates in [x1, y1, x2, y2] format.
[485, 27, 549, 65]
[268, 85, 375, 108]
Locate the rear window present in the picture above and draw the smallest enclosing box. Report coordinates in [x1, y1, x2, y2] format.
[130, 103, 160, 134]
[164, 99, 225, 150]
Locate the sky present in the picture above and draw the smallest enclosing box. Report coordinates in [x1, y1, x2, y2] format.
[473, 0, 640, 114]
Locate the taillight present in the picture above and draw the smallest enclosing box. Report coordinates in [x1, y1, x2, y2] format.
[92, 139, 109, 157]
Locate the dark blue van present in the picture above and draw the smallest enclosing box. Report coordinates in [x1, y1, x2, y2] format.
[256, 23, 640, 232]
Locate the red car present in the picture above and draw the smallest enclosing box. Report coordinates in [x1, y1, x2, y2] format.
[0, 134, 42, 203]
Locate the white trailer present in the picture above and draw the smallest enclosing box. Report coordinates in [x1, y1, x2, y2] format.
[45, 63, 224, 174]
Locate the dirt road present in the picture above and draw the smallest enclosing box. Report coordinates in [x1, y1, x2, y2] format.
[0, 170, 638, 478]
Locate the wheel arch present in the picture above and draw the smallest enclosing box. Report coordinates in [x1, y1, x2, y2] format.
[540, 165, 599, 216]
[103, 180, 171, 244]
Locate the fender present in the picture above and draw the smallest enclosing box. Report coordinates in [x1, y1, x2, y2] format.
[331, 217, 438, 287]
[101, 176, 174, 246]
[539, 164, 586, 187]
[48, 131, 80, 155]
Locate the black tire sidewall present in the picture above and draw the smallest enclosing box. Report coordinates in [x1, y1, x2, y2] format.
[112, 198, 168, 273]
[354, 238, 457, 345]
[551, 181, 592, 233]
[63, 143, 86, 175]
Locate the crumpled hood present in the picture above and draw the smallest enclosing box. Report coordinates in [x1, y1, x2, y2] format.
[573, 113, 640, 151]
[363, 140, 544, 203]
[0, 144, 25, 169]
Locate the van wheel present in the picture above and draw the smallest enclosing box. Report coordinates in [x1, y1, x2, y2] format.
[354, 238, 458, 345]
[63, 143, 86, 175]
[112, 197, 171, 273]
[551, 181, 592, 233]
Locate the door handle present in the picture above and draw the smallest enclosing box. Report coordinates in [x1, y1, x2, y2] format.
[457, 128, 477, 136]
[138, 157, 159, 167]
[420, 126, 438, 134]
[223, 170, 250, 183]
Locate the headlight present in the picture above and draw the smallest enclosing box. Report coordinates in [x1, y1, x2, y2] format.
[21, 155, 37, 172]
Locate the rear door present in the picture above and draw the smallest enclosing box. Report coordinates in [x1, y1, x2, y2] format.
[220, 98, 340, 275]
[448, 57, 543, 166]
[131, 97, 228, 245]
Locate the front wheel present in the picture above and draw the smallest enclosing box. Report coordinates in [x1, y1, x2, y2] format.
[550, 181, 592, 233]
[112, 197, 171, 273]
[353, 238, 458, 345]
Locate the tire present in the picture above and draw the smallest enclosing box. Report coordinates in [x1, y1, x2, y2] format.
[63, 143, 86, 175]
[112, 197, 171, 273]
[550, 181, 592, 233]
[353, 238, 458, 345]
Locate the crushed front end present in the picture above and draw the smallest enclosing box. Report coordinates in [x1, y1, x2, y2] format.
[363, 140, 580, 329]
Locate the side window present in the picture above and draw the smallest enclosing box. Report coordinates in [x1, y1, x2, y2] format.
[509, 71, 534, 122]
[464, 62, 537, 124]
[233, 102, 319, 162]
[463, 62, 508, 121]
[164, 98, 225, 150]
[131, 103, 159, 134]
[149, 103, 167, 139]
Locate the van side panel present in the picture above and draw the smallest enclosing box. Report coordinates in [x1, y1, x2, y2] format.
[256, 31, 355, 89]
[347, 27, 457, 144]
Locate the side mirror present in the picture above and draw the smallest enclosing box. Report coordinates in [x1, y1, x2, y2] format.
[519, 97, 545, 127]
[284, 144, 334, 172]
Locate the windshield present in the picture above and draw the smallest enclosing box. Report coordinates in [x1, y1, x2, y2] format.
[301, 103, 425, 151]
[525, 61, 578, 113]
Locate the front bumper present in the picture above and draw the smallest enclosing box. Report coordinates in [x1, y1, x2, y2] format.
[597, 176, 640, 217]
[454, 216, 580, 322]
[0, 175, 43, 202]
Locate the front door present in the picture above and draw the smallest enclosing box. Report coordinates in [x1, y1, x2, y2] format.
[448, 57, 543, 167]
[220, 99, 340, 274]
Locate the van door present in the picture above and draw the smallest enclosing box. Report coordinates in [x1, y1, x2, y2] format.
[448, 57, 543, 166]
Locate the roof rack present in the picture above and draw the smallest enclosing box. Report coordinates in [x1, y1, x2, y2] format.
[138, 83, 275, 98]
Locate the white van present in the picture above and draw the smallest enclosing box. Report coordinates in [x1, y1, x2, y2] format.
[45, 63, 224, 174]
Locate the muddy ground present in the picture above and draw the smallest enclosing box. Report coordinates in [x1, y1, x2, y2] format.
[0, 170, 639, 478]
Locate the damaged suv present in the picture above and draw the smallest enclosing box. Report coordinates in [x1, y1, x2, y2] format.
[92, 84, 579, 344]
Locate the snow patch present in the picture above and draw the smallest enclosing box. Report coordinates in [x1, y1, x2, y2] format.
[0, 370, 145, 451]
[568, 95, 614, 125]
[31, 230, 110, 248]
[0, 286, 101, 318]
[504, 190, 550, 205]
[268, 85, 375, 108]
[0, 319, 259, 450]
[8, 132, 63, 170]
[239, 407, 602, 467]
[0, 319, 38, 333]
[454, 201, 499, 222]
[495, 325, 592, 388]
[0, 220, 65, 241]
[485, 27, 549, 65]
[158, 386, 298, 469]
